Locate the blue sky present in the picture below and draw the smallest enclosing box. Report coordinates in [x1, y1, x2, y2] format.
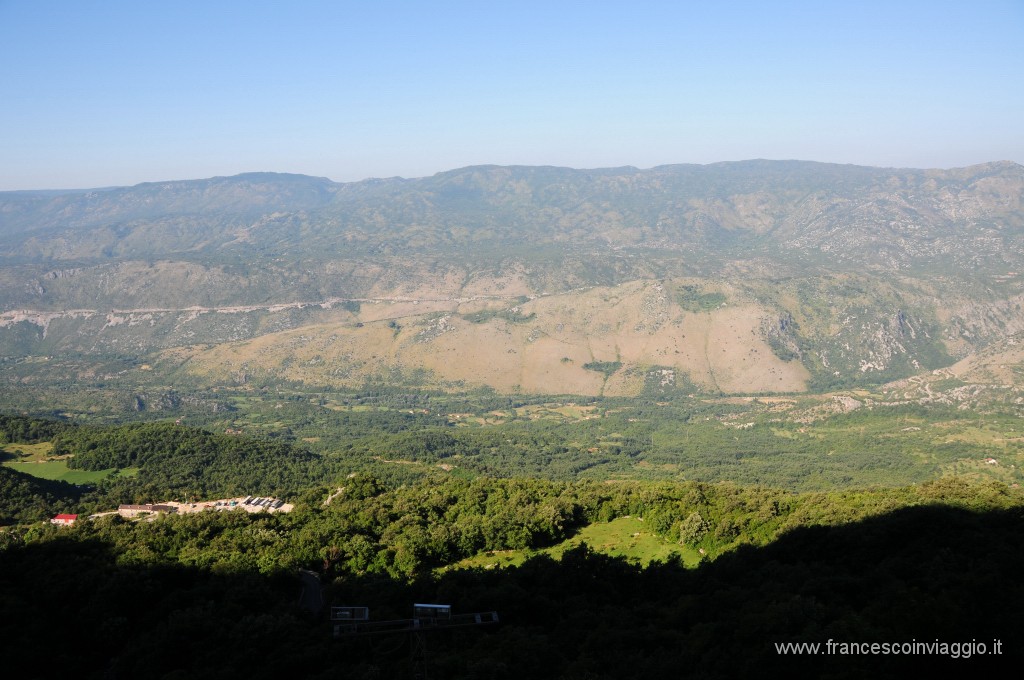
[1, 0, 1022, 189]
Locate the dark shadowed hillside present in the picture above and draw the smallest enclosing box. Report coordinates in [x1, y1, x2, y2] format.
[2, 502, 1020, 679]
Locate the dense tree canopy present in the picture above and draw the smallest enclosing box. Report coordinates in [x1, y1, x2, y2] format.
[2, 411, 1022, 677]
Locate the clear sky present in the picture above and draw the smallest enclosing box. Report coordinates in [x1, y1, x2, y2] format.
[1, 0, 1022, 189]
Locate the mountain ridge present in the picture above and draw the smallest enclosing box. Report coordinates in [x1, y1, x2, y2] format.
[8, 158, 1019, 193]
[1, 160, 1021, 396]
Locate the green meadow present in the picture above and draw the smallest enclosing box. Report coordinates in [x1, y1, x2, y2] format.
[2, 443, 133, 484]
[446, 515, 702, 572]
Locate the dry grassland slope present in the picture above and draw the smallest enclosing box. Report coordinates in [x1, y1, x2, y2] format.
[162, 280, 809, 396]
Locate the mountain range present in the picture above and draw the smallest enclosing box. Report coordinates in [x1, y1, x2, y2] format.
[1, 160, 1022, 396]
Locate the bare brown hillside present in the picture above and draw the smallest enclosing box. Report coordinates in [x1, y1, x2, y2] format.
[157, 280, 809, 396]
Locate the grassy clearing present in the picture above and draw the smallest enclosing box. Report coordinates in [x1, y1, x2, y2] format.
[2, 460, 122, 484]
[548, 516, 701, 565]
[444, 516, 699, 573]
[2, 441, 139, 483]
[1, 442, 55, 461]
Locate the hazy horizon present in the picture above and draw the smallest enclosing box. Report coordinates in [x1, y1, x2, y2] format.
[2, 0, 1022, 191]
[4, 157, 1024, 194]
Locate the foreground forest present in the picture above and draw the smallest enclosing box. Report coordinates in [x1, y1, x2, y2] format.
[3, 502, 1022, 679]
[2, 410, 1022, 677]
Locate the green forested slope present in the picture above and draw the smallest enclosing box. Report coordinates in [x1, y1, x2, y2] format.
[1, 476, 1021, 678]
